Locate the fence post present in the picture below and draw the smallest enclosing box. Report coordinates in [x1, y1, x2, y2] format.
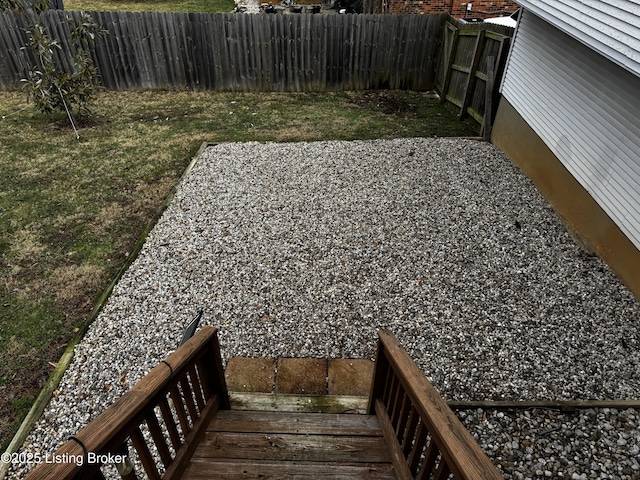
[482, 55, 495, 141]
[439, 23, 459, 104]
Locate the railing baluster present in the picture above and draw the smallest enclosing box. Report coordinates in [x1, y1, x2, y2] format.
[130, 427, 162, 480]
[401, 406, 419, 455]
[179, 375, 200, 421]
[434, 457, 452, 480]
[195, 357, 213, 400]
[395, 393, 410, 439]
[416, 440, 439, 480]
[159, 396, 183, 452]
[381, 363, 393, 405]
[385, 373, 396, 412]
[388, 376, 403, 426]
[145, 411, 173, 467]
[170, 384, 191, 435]
[407, 421, 429, 474]
[188, 364, 206, 412]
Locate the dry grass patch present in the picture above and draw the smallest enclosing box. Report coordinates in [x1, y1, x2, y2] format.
[47, 265, 106, 304]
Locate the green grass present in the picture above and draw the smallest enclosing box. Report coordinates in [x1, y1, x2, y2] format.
[0, 89, 478, 450]
[63, 0, 235, 13]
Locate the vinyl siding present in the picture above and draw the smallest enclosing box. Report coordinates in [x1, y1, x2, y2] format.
[516, 0, 640, 77]
[501, 9, 640, 250]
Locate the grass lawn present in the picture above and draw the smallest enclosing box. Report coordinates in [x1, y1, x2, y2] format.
[0, 89, 479, 449]
[61, 0, 324, 12]
[63, 0, 235, 12]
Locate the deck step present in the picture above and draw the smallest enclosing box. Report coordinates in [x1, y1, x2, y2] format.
[229, 392, 369, 414]
[182, 410, 397, 479]
[183, 459, 397, 479]
[208, 410, 383, 435]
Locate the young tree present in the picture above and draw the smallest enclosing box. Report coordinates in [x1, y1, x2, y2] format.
[1, 0, 107, 122]
[22, 12, 108, 118]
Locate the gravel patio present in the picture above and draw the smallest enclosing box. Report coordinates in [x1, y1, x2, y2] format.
[13, 138, 640, 479]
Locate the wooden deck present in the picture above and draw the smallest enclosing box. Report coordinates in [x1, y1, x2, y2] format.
[182, 410, 397, 479]
[23, 328, 503, 480]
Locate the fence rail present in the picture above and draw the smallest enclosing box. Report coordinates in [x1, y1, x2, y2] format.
[0, 11, 446, 91]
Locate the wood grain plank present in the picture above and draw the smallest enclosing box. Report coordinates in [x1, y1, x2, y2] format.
[183, 458, 397, 479]
[229, 393, 368, 414]
[194, 432, 391, 463]
[208, 410, 383, 436]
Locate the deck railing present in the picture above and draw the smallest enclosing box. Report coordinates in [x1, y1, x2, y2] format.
[368, 330, 503, 480]
[24, 326, 228, 480]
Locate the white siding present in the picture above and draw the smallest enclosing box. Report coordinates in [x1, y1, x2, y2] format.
[501, 9, 640, 250]
[516, 0, 640, 78]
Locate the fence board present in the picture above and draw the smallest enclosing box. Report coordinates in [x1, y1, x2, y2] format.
[0, 11, 447, 91]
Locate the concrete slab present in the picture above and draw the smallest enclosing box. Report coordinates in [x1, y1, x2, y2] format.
[275, 358, 328, 395]
[225, 357, 276, 393]
[328, 359, 374, 396]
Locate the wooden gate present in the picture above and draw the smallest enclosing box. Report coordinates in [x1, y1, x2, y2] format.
[435, 17, 512, 137]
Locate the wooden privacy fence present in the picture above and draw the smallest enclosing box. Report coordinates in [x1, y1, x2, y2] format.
[0, 11, 446, 91]
[435, 16, 512, 135]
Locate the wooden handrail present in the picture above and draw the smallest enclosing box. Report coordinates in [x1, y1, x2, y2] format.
[24, 326, 228, 480]
[368, 329, 503, 480]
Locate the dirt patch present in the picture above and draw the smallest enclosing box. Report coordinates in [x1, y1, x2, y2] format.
[347, 90, 423, 117]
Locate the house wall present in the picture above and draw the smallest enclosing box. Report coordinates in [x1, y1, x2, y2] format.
[514, 0, 640, 78]
[493, 99, 640, 299]
[493, 9, 640, 298]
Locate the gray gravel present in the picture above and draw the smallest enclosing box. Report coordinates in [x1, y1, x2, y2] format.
[458, 407, 640, 480]
[10, 138, 640, 479]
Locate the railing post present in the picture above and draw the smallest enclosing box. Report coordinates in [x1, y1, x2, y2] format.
[367, 332, 389, 415]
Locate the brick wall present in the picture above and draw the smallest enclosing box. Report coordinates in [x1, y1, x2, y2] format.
[388, 0, 449, 14]
[386, 0, 518, 17]
[451, 0, 518, 18]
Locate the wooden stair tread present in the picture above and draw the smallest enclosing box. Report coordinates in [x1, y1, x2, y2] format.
[182, 458, 397, 479]
[207, 410, 383, 435]
[181, 410, 397, 479]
